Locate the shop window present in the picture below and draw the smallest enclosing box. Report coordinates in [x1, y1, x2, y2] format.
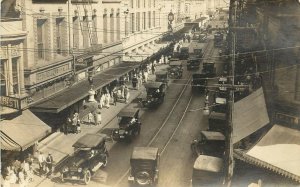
[37, 19, 47, 60]
[0, 60, 7, 96]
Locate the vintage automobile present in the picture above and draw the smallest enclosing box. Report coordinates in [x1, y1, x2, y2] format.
[168, 61, 183, 79]
[191, 131, 225, 157]
[155, 71, 169, 87]
[179, 43, 189, 60]
[142, 82, 166, 108]
[202, 61, 216, 77]
[61, 133, 109, 184]
[191, 155, 224, 187]
[191, 73, 207, 93]
[128, 147, 159, 186]
[112, 108, 141, 142]
[187, 57, 201, 70]
[218, 77, 228, 92]
[208, 111, 227, 133]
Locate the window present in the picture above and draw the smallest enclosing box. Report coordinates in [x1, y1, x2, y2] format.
[37, 19, 46, 60]
[153, 0, 155, 7]
[110, 12, 114, 42]
[131, 13, 135, 33]
[0, 60, 6, 96]
[73, 17, 79, 49]
[103, 14, 108, 43]
[131, 0, 134, 8]
[116, 13, 120, 41]
[92, 15, 98, 45]
[153, 11, 155, 27]
[143, 12, 146, 30]
[83, 16, 89, 48]
[148, 11, 151, 28]
[137, 0, 140, 8]
[12, 58, 19, 94]
[136, 12, 140, 31]
[148, 0, 151, 7]
[144, 0, 145, 8]
[56, 18, 63, 54]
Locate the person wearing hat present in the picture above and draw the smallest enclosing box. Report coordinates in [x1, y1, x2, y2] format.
[132, 74, 138, 89]
[45, 153, 53, 176]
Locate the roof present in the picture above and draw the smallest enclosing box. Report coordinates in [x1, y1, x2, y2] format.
[193, 155, 223, 172]
[117, 108, 139, 118]
[233, 88, 269, 143]
[209, 111, 226, 120]
[31, 62, 138, 113]
[73, 133, 106, 148]
[0, 110, 51, 151]
[169, 61, 182, 66]
[192, 73, 206, 78]
[155, 70, 168, 75]
[144, 82, 163, 89]
[200, 131, 225, 141]
[131, 147, 159, 161]
[234, 125, 300, 183]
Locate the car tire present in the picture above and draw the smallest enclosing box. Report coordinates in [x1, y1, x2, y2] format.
[135, 171, 151, 186]
[102, 154, 108, 168]
[83, 170, 91, 185]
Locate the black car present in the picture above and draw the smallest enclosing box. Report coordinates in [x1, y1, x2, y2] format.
[168, 61, 183, 79]
[208, 111, 227, 133]
[187, 57, 201, 70]
[202, 62, 216, 77]
[191, 131, 225, 157]
[128, 147, 159, 186]
[112, 108, 141, 142]
[191, 73, 207, 93]
[155, 71, 169, 87]
[142, 82, 166, 108]
[61, 133, 109, 184]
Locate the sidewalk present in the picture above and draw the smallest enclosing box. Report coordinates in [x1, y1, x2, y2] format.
[24, 64, 169, 187]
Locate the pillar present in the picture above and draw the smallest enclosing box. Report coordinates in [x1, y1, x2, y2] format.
[7, 44, 14, 96]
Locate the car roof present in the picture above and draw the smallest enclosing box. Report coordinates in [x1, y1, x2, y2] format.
[144, 82, 163, 88]
[118, 108, 139, 117]
[192, 73, 206, 78]
[200, 131, 225, 141]
[155, 70, 168, 75]
[169, 61, 182, 66]
[73, 133, 106, 148]
[209, 111, 226, 120]
[193, 155, 223, 172]
[131, 147, 159, 161]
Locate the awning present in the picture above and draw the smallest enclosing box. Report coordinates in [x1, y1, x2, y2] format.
[0, 110, 51, 151]
[31, 62, 139, 113]
[234, 125, 300, 183]
[233, 88, 269, 143]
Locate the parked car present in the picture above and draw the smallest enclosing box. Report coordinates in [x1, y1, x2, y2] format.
[191, 73, 207, 93]
[179, 43, 189, 60]
[202, 62, 216, 77]
[61, 133, 109, 185]
[192, 155, 224, 187]
[142, 82, 166, 108]
[112, 108, 141, 142]
[187, 57, 201, 70]
[208, 111, 227, 133]
[168, 60, 183, 79]
[128, 147, 159, 186]
[191, 131, 225, 157]
[155, 71, 169, 87]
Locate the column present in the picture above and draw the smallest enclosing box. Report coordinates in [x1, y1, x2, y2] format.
[19, 43, 26, 95]
[7, 44, 14, 96]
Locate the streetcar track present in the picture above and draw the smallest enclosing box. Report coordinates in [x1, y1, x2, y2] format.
[113, 39, 215, 187]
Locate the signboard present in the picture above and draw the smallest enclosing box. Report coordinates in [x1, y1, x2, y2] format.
[0, 96, 28, 110]
[36, 63, 71, 83]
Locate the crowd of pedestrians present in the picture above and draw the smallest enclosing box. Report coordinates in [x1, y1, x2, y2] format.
[1, 152, 53, 187]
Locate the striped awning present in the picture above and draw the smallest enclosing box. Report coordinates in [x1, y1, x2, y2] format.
[0, 110, 51, 151]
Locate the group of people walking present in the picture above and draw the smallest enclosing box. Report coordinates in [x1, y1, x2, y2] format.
[2, 152, 53, 187]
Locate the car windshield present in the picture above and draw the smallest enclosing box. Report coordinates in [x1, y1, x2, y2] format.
[77, 149, 94, 159]
[147, 88, 160, 95]
[119, 117, 132, 125]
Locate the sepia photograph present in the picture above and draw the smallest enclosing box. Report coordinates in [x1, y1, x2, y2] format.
[1, 0, 300, 186]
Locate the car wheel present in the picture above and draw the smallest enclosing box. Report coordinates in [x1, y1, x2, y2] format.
[83, 170, 91, 185]
[135, 171, 151, 186]
[102, 154, 108, 168]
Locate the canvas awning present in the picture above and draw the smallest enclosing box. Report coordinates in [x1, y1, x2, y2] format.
[234, 125, 300, 183]
[233, 88, 270, 143]
[0, 110, 51, 151]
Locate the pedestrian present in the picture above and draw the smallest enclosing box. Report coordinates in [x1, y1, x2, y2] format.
[18, 168, 28, 187]
[105, 93, 110, 108]
[113, 90, 118, 106]
[100, 94, 105, 108]
[21, 160, 32, 182]
[72, 111, 79, 133]
[124, 86, 129, 103]
[94, 106, 102, 125]
[151, 64, 156, 75]
[45, 153, 53, 176]
[144, 70, 148, 83]
[87, 112, 93, 125]
[37, 152, 45, 176]
[132, 75, 138, 89]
